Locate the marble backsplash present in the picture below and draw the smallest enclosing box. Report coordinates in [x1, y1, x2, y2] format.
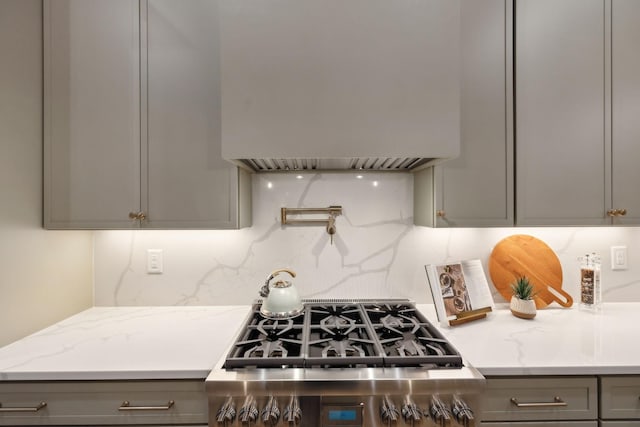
[94, 172, 640, 306]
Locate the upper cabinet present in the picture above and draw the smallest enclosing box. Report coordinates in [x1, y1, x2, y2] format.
[515, 0, 640, 226]
[44, 0, 251, 229]
[611, 0, 640, 225]
[414, 0, 513, 227]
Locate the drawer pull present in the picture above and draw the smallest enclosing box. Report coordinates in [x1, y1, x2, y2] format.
[510, 396, 567, 408]
[0, 401, 47, 412]
[119, 400, 175, 411]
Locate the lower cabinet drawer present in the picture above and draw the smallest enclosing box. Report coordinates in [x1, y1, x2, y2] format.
[481, 422, 598, 427]
[481, 377, 598, 422]
[0, 380, 207, 425]
[600, 422, 640, 427]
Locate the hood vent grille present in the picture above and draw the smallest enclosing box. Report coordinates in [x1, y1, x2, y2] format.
[241, 157, 432, 172]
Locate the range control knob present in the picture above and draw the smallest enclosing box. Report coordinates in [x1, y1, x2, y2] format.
[430, 395, 452, 427]
[401, 395, 423, 423]
[380, 395, 400, 423]
[216, 396, 236, 425]
[239, 395, 259, 424]
[452, 395, 474, 427]
[261, 395, 280, 426]
[283, 395, 302, 425]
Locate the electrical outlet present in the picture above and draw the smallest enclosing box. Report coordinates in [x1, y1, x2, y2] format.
[611, 246, 628, 270]
[147, 249, 163, 274]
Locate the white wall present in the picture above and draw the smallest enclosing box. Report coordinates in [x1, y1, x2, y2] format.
[94, 172, 640, 307]
[0, 0, 93, 347]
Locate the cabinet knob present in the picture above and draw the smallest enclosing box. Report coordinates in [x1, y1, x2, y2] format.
[436, 210, 446, 218]
[128, 212, 146, 221]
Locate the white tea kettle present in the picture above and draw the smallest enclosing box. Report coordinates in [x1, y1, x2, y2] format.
[259, 268, 303, 318]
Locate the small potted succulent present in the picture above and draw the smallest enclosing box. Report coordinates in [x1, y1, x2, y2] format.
[510, 276, 537, 319]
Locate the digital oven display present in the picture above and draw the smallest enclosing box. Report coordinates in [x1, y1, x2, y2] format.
[321, 404, 363, 427]
[328, 409, 357, 421]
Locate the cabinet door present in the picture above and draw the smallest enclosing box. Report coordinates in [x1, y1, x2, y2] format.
[611, 0, 640, 224]
[430, 0, 513, 227]
[44, 0, 141, 229]
[145, 0, 249, 229]
[515, 0, 609, 226]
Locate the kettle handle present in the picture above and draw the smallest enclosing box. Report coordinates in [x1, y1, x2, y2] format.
[269, 268, 296, 281]
[259, 268, 296, 298]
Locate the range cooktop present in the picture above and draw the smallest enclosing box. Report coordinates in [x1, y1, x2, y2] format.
[223, 299, 463, 369]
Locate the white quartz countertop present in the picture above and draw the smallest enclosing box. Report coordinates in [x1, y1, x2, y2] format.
[0, 306, 250, 381]
[1, 303, 639, 381]
[417, 302, 640, 376]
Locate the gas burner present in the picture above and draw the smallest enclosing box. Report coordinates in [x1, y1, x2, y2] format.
[310, 304, 363, 327]
[365, 303, 416, 317]
[309, 323, 374, 358]
[321, 339, 365, 358]
[380, 313, 421, 335]
[320, 315, 353, 329]
[244, 339, 288, 358]
[320, 315, 357, 334]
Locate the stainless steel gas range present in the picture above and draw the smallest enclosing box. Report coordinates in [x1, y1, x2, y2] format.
[206, 299, 485, 427]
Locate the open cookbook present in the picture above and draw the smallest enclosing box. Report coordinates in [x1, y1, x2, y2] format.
[425, 259, 494, 326]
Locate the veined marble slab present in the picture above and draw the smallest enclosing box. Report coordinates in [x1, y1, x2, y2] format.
[0, 306, 250, 381]
[418, 302, 640, 376]
[92, 172, 640, 307]
[2, 304, 640, 381]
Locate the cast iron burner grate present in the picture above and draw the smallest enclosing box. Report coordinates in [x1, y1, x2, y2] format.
[223, 300, 463, 369]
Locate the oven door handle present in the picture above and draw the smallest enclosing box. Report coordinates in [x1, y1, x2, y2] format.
[510, 396, 567, 408]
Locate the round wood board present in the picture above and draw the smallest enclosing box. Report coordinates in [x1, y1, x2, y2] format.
[488, 234, 573, 309]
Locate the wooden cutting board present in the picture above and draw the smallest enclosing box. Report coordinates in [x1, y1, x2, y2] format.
[489, 234, 573, 309]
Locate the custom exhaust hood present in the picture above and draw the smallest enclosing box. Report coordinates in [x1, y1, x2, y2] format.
[220, 0, 461, 172]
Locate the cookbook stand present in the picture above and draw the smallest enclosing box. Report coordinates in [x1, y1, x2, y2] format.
[448, 306, 493, 326]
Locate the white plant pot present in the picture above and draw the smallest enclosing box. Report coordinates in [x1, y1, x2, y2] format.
[510, 296, 537, 319]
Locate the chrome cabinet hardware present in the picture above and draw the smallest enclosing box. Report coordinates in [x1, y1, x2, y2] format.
[0, 401, 47, 412]
[118, 400, 174, 411]
[128, 211, 147, 221]
[510, 396, 567, 408]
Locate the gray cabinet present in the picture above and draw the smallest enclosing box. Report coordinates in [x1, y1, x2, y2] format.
[44, 0, 250, 229]
[44, 0, 142, 229]
[414, 0, 513, 227]
[515, 0, 639, 226]
[0, 380, 207, 426]
[611, 0, 640, 225]
[480, 376, 598, 426]
[600, 376, 640, 424]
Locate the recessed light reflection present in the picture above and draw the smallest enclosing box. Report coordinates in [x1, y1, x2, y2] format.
[356, 175, 363, 179]
[267, 182, 273, 189]
[296, 175, 304, 180]
[372, 181, 379, 187]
